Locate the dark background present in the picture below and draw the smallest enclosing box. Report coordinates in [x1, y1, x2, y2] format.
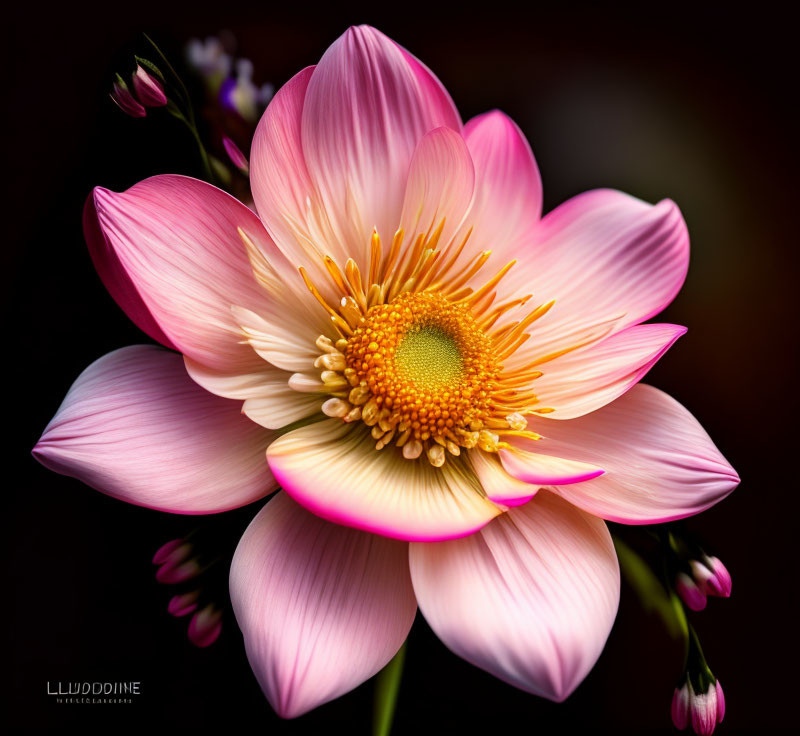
[7, 1, 797, 732]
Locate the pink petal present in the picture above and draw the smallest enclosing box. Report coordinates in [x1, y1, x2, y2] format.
[230, 492, 416, 718]
[266, 419, 501, 542]
[672, 685, 690, 730]
[300, 25, 462, 271]
[32, 345, 276, 513]
[398, 127, 475, 250]
[250, 66, 347, 303]
[499, 446, 604, 487]
[86, 174, 285, 374]
[463, 110, 542, 259]
[468, 449, 539, 507]
[527, 384, 739, 524]
[505, 189, 689, 361]
[531, 323, 687, 419]
[715, 680, 725, 723]
[409, 490, 619, 701]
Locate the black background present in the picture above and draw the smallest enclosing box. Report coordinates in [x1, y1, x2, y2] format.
[7, 2, 798, 733]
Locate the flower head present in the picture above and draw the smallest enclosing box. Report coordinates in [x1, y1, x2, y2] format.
[34, 25, 739, 720]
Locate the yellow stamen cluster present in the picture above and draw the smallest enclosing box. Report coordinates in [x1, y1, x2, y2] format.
[342, 292, 499, 452]
[273, 221, 568, 467]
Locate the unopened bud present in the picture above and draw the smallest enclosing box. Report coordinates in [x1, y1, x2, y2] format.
[110, 75, 145, 118]
[222, 136, 249, 174]
[671, 677, 725, 735]
[690, 556, 732, 598]
[132, 64, 167, 107]
[187, 604, 223, 648]
[676, 572, 707, 611]
[168, 590, 200, 617]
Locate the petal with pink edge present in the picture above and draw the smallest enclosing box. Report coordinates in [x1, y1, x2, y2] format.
[230, 492, 416, 718]
[301, 25, 462, 271]
[410, 490, 619, 701]
[32, 346, 275, 513]
[532, 323, 687, 419]
[467, 448, 540, 507]
[505, 189, 689, 361]
[527, 384, 739, 523]
[87, 174, 285, 374]
[398, 127, 475, 250]
[267, 419, 501, 541]
[463, 110, 542, 258]
[499, 447, 605, 489]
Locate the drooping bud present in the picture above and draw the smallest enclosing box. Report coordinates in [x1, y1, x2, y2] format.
[690, 556, 732, 598]
[156, 556, 201, 584]
[152, 538, 186, 565]
[132, 64, 167, 107]
[187, 604, 223, 647]
[222, 136, 249, 174]
[676, 572, 707, 611]
[152, 538, 200, 583]
[110, 75, 146, 118]
[167, 590, 200, 617]
[671, 677, 725, 735]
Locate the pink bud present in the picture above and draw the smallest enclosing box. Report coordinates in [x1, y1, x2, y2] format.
[705, 556, 732, 598]
[133, 65, 167, 107]
[110, 79, 146, 118]
[222, 136, 249, 174]
[672, 679, 725, 735]
[156, 557, 201, 584]
[152, 538, 186, 565]
[676, 572, 707, 611]
[168, 590, 200, 617]
[187, 604, 222, 648]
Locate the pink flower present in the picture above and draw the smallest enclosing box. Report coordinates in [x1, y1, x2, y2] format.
[672, 679, 725, 735]
[33, 26, 739, 719]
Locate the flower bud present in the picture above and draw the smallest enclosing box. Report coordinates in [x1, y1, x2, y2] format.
[152, 538, 200, 583]
[132, 64, 167, 107]
[671, 678, 725, 735]
[690, 556, 732, 598]
[110, 76, 145, 118]
[156, 556, 201, 584]
[222, 136, 249, 174]
[675, 572, 707, 611]
[187, 604, 223, 647]
[152, 538, 186, 565]
[167, 590, 200, 617]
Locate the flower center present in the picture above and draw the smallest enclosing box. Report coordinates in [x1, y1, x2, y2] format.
[338, 292, 500, 460]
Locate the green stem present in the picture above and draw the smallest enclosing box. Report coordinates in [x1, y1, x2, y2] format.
[613, 535, 689, 643]
[145, 34, 217, 185]
[372, 641, 407, 736]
